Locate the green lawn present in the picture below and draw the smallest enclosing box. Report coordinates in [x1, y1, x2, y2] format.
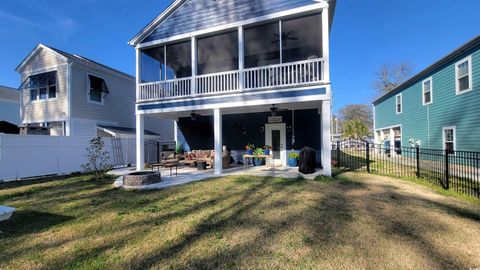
[0, 173, 479, 269]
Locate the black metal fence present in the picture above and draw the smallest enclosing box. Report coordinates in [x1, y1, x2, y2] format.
[332, 139, 480, 199]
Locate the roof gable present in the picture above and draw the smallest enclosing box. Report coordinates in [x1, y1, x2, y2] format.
[131, 0, 324, 46]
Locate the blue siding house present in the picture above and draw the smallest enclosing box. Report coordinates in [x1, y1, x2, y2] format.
[129, 0, 336, 175]
[374, 36, 480, 153]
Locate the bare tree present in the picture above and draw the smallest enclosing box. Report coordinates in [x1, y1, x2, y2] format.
[338, 104, 373, 133]
[373, 63, 413, 96]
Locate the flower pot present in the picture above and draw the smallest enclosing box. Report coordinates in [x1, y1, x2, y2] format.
[263, 149, 270, 155]
[288, 157, 298, 167]
[247, 149, 253, 155]
[254, 158, 262, 166]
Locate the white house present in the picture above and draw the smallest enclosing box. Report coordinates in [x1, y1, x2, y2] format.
[129, 0, 335, 175]
[16, 44, 173, 139]
[0, 85, 20, 134]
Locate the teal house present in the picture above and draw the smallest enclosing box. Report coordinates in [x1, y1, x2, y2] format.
[373, 36, 479, 152]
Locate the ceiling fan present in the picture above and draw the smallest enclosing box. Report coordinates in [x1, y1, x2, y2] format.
[271, 31, 298, 46]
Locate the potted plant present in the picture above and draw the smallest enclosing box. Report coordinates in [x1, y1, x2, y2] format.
[263, 145, 272, 155]
[254, 148, 264, 166]
[245, 143, 255, 155]
[288, 151, 299, 167]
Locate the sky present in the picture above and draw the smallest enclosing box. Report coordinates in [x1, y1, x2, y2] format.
[0, 0, 479, 113]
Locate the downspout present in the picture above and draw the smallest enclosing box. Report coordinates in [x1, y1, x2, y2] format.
[427, 105, 430, 148]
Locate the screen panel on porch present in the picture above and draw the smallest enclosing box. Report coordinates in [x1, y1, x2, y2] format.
[197, 31, 238, 75]
[281, 13, 323, 63]
[141, 41, 192, 82]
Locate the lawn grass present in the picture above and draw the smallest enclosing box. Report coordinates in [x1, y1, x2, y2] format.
[1, 173, 479, 269]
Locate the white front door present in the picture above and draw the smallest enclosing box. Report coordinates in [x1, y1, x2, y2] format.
[265, 123, 286, 166]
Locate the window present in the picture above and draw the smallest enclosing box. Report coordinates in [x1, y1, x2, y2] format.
[396, 94, 402, 114]
[244, 22, 281, 68]
[422, 77, 432, 105]
[88, 75, 109, 104]
[197, 31, 238, 75]
[26, 71, 57, 101]
[443, 126, 456, 154]
[455, 55, 473, 94]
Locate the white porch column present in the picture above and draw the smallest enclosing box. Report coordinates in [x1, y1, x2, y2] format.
[214, 108, 223, 175]
[238, 26, 245, 91]
[136, 114, 145, 171]
[390, 128, 396, 156]
[191, 36, 197, 96]
[321, 100, 332, 176]
[321, 6, 330, 83]
[174, 120, 179, 145]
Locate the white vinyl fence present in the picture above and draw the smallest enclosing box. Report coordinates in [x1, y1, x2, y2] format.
[0, 134, 137, 181]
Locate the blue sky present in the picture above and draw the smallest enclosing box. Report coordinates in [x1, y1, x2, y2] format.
[0, 0, 479, 112]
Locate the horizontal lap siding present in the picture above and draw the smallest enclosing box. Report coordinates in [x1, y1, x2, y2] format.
[375, 47, 480, 151]
[21, 49, 68, 124]
[70, 64, 136, 133]
[143, 0, 318, 43]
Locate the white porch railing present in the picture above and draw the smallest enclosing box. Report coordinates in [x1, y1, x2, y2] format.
[138, 58, 324, 102]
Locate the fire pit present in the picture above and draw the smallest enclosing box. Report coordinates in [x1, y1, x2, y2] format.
[123, 171, 161, 186]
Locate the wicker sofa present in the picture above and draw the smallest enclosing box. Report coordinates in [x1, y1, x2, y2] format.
[180, 150, 230, 168]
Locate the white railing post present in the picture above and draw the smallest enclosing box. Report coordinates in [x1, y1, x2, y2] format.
[238, 26, 245, 91]
[191, 36, 197, 97]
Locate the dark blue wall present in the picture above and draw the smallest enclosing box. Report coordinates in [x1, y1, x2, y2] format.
[177, 109, 321, 151]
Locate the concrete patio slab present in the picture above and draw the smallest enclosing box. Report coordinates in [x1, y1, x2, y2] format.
[110, 165, 324, 190]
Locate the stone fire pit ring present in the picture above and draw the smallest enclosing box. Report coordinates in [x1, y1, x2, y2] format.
[123, 171, 161, 187]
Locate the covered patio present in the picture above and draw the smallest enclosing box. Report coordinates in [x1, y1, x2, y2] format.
[111, 164, 325, 190]
[135, 99, 332, 176]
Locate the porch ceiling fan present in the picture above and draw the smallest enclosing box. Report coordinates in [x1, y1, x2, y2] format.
[270, 104, 287, 116]
[271, 31, 298, 46]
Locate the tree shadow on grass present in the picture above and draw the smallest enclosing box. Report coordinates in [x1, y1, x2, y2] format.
[0, 210, 73, 238]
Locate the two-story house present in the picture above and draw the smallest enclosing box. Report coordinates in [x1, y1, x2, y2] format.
[0, 85, 20, 134]
[374, 36, 479, 153]
[130, 0, 336, 175]
[16, 44, 173, 139]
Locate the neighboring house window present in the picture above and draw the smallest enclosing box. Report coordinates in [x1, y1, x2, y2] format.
[396, 94, 402, 114]
[88, 75, 109, 104]
[443, 126, 456, 154]
[455, 55, 472, 94]
[27, 71, 57, 101]
[422, 77, 433, 105]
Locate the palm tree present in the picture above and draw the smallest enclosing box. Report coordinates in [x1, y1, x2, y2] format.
[342, 120, 370, 140]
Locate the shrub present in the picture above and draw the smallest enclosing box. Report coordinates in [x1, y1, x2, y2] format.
[81, 137, 112, 179]
[288, 152, 299, 159]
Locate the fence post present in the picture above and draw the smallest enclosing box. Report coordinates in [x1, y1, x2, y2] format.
[336, 141, 340, 167]
[366, 141, 370, 173]
[444, 149, 449, 190]
[156, 142, 160, 163]
[416, 146, 420, 178]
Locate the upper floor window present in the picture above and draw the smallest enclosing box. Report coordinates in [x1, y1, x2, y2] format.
[244, 13, 322, 68]
[88, 75, 109, 104]
[141, 41, 192, 83]
[443, 126, 456, 154]
[455, 55, 472, 95]
[396, 93, 402, 114]
[197, 31, 238, 75]
[26, 71, 57, 102]
[422, 77, 432, 105]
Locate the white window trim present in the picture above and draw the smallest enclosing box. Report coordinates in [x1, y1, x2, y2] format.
[86, 73, 106, 105]
[455, 55, 473, 95]
[29, 71, 58, 103]
[395, 93, 402, 114]
[422, 77, 433, 106]
[442, 126, 456, 152]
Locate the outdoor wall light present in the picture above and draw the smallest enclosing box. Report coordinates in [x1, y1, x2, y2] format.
[242, 127, 247, 135]
[260, 126, 265, 134]
[287, 125, 292, 133]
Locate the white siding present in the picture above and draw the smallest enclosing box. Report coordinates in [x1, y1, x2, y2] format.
[20, 49, 68, 124]
[70, 63, 136, 129]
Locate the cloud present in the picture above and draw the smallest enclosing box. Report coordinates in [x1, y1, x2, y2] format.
[0, 11, 47, 30]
